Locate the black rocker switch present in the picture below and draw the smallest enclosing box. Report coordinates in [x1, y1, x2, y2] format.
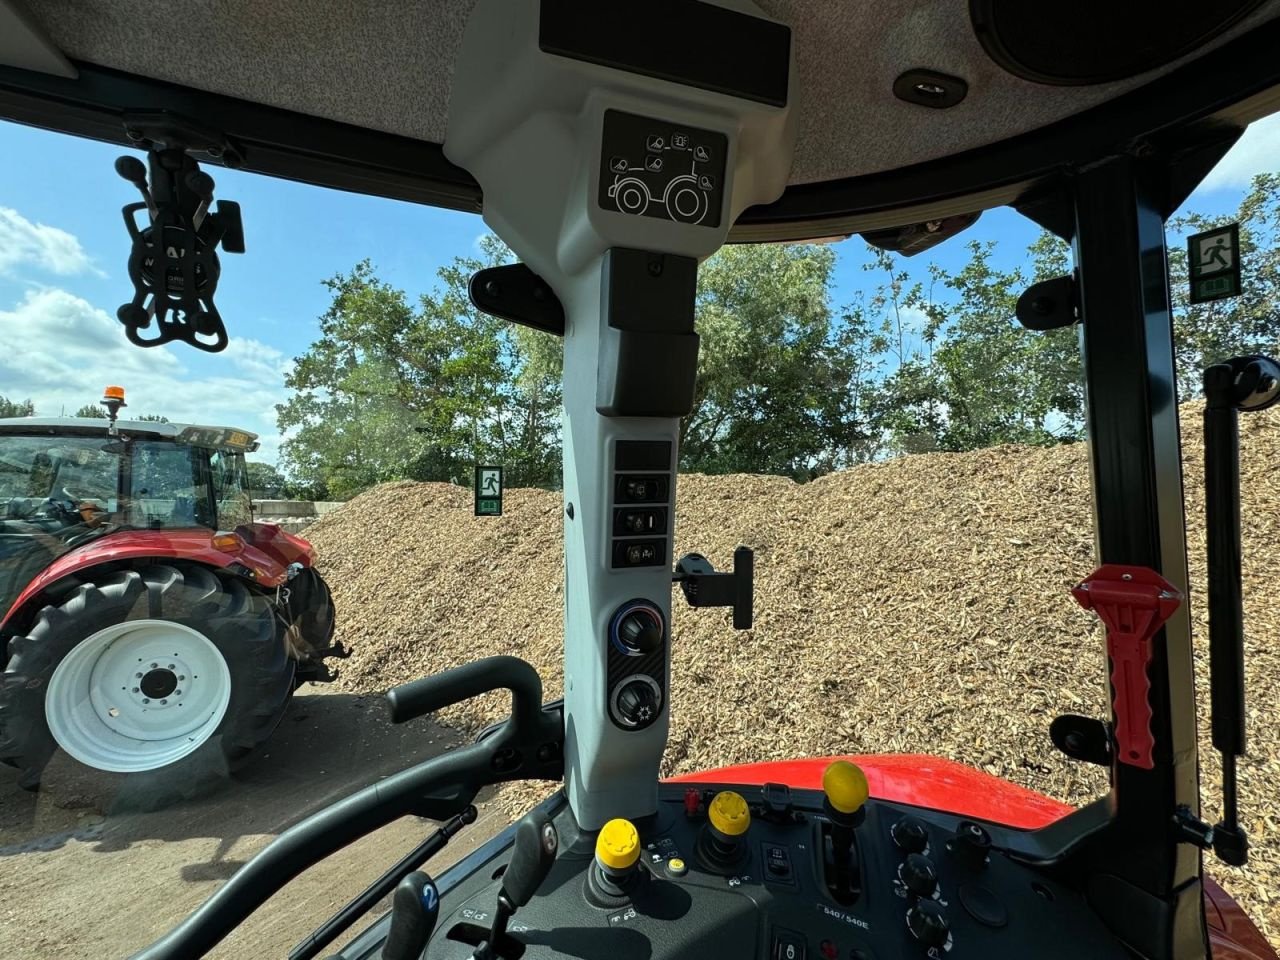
[381, 872, 440, 960]
[473, 812, 559, 960]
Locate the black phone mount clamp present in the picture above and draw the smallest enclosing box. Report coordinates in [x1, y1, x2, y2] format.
[114, 113, 245, 353]
[674, 546, 754, 630]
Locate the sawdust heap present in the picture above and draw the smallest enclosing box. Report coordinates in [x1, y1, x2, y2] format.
[306, 404, 1280, 941]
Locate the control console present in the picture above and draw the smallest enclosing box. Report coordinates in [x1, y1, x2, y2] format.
[336, 771, 1130, 960]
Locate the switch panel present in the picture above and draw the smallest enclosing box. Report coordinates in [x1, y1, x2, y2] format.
[599, 110, 728, 228]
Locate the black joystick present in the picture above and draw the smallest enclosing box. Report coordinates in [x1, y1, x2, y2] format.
[473, 811, 558, 960]
[907, 900, 951, 950]
[898, 853, 938, 899]
[948, 821, 991, 870]
[382, 871, 440, 960]
[820, 761, 868, 905]
[891, 816, 929, 854]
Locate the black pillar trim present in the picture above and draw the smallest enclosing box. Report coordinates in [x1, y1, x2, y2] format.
[1067, 154, 1204, 959]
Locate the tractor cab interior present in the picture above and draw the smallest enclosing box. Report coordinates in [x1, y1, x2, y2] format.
[3, 1, 1280, 959]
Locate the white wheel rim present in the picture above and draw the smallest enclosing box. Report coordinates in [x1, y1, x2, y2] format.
[45, 619, 232, 773]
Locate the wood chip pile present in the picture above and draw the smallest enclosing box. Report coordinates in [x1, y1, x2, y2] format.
[305, 403, 1280, 942]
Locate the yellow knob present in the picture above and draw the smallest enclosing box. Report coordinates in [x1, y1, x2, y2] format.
[596, 818, 640, 871]
[823, 760, 870, 815]
[708, 790, 751, 837]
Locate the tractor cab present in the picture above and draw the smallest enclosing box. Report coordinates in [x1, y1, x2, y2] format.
[0, 398, 259, 619]
[3, 2, 1280, 960]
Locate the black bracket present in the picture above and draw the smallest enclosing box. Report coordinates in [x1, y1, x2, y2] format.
[469, 263, 565, 336]
[1049, 714, 1112, 766]
[113, 114, 245, 353]
[1016, 273, 1078, 331]
[673, 546, 754, 630]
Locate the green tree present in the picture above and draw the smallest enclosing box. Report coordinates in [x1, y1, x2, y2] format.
[682, 243, 863, 478]
[245, 461, 288, 499]
[0, 396, 34, 418]
[278, 239, 561, 497]
[72, 404, 167, 422]
[864, 233, 1082, 455]
[1168, 173, 1280, 398]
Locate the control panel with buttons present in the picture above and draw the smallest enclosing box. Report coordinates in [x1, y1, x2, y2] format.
[345, 775, 1132, 960]
[598, 110, 728, 228]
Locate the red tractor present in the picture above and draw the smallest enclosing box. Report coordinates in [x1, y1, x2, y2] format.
[0, 387, 338, 802]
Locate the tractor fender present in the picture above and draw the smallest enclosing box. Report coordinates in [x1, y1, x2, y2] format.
[1, 525, 315, 635]
[236, 521, 317, 572]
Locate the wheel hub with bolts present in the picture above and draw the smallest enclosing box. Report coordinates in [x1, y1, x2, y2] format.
[44, 619, 232, 773]
[125, 653, 196, 709]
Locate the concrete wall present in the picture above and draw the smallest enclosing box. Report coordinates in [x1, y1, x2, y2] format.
[252, 500, 343, 533]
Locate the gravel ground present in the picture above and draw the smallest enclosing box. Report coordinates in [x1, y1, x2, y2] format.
[306, 404, 1280, 944]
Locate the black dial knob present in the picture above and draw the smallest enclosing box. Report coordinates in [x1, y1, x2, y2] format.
[949, 820, 991, 870]
[898, 853, 938, 899]
[906, 899, 950, 949]
[892, 816, 929, 854]
[618, 611, 663, 654]
[612, 676, 662, 729]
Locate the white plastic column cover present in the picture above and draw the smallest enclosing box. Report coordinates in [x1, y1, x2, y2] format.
[444, 0, 796, 829]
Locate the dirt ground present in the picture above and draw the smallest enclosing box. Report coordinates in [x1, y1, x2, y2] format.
[0, 686, 509, 960]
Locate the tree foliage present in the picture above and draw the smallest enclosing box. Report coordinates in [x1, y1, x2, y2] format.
[1168, 173, 1280, 398]
[683, 243, 862, 477]
[278, 238, 561, 498]
[245, 461, 289, 500]
[0, 396, 34, 418]
[276, 175, 1280, 495]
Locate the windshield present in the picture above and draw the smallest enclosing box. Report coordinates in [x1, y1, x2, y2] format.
[1, 118, 1278, 959]
[0, 435, 119, 513]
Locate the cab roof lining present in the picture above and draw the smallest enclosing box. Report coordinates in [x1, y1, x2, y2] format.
[16, 0, 1280, 189]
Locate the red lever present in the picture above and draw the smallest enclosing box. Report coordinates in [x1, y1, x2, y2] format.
[1072, 564, 1182, 770]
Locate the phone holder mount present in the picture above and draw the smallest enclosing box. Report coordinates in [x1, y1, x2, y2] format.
[114, 113, 245, 353]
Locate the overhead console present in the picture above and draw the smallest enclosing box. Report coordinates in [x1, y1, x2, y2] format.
[444, 0, 796, 831]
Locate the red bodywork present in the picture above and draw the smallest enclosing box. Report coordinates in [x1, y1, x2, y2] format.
[671, 755, 1277, 959]
[0, 522, 315, 632]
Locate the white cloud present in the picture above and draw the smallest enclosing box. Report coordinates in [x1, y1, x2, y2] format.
[0, 207, 104, 278]
[1200, 112, 1280, 192]
[0, 288, 289, 465]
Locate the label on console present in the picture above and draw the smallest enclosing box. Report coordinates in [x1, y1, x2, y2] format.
[817, 903, 871, 931]
[608, 906, 640, 926]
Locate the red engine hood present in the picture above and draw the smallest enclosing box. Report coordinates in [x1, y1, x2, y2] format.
[668, 753, 1071, 829]
[668, 755, 1277, 959]
[1, 522, 315, 631]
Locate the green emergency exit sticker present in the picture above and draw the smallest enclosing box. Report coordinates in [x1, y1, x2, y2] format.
[1188, 223, 1241, 305]
[475, 465, 503, 516]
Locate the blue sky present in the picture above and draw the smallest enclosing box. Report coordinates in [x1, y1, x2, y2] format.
[1, 115, 1277, 465]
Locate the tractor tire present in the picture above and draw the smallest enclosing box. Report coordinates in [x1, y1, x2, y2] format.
[291, 567, 336, 656]
[0, 563, 294, 808]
